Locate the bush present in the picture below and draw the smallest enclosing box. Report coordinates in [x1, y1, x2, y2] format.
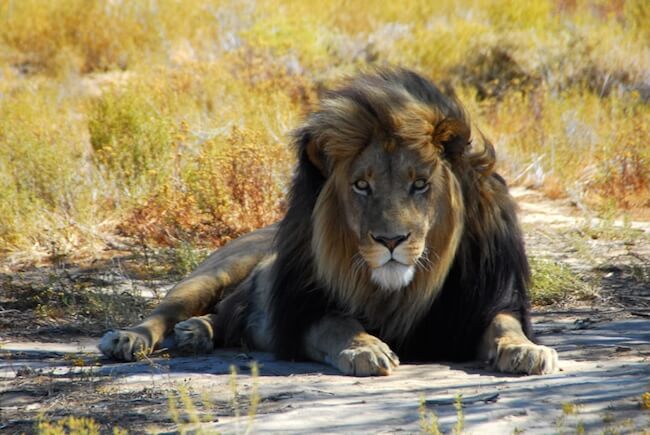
[88, 89, 176, 193]
[0, 0, 648, 263]
[119, 126, 290, 247]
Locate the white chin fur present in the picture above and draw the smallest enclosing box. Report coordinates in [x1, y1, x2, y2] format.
[370, 262, 415, 291]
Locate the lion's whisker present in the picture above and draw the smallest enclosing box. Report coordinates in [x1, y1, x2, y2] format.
[415, 256, 432, 272]
[424, 247, 440, 262]
[415, 248, 435, 272]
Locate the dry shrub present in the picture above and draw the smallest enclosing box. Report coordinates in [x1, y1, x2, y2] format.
[453, 46, 536, 100]
[120, 126, 290, 247]
[0, 0, 158, 74]
[1, 0, 649, 263]
[480, 85, 650, 212]
[119, 189, 215, 247]
[586, 119, 650, 209]
[189, 126, 289, 233]
[625, 0, 650, 43]
[88, 88, 177, 192]
[485, 0, 555, 30]
[541, 176, 568, 200]
[0, 81, 92, 252]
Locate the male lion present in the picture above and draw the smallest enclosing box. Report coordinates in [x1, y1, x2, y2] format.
[100, 69, 558, 376]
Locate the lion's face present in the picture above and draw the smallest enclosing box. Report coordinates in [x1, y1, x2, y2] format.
[305, 73, 469, 305]
[344, 143, 442, 291]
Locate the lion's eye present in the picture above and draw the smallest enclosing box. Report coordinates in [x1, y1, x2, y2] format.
[352, 179, 371, 195]
[412, 178, 430, 194]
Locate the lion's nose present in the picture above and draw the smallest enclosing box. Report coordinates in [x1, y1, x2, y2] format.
[371, 233, 410, 252]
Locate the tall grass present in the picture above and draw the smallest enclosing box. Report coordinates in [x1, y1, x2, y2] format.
[0, 0, 648, 264]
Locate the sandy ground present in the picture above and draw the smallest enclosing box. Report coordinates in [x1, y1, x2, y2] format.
[1, 188, 649, 434]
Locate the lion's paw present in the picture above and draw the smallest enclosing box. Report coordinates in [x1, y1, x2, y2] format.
[174, 316, 215, 354]
[495, 342, 558, 375]
[99, 329, 152, 361]
[336, 336, 399, 376]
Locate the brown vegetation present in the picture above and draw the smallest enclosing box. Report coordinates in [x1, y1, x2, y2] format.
[0, 0, 648, 266]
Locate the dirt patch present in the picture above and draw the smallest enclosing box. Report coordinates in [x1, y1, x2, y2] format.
[0, 253, 177, 342]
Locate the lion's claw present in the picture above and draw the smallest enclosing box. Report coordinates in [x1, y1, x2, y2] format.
[174, 316, 215, 354]
[496, 342, 558, 375]
[336, 336, 399, 376]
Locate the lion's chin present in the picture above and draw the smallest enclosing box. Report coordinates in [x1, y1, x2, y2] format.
[370, 262, 415, 292]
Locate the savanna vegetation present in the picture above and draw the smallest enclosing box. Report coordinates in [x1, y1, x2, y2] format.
[1, 0, 649, 268]
[2, 3, 650, 433]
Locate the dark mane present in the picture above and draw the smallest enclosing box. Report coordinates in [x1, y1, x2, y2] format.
[268, 68, 532, 361]
[401, 177, 532, 361]
[268, 121, 343, 360]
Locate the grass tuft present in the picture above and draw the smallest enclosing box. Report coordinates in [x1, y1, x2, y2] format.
[418, 395, 442, 434]
[37, 415, 126, 435]
[529, 257, 596, 306]
[642, 392, 650, 411]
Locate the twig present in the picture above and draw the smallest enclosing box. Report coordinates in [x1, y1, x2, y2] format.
[0, 309, 21, 314]
[511, 155, 544, 184]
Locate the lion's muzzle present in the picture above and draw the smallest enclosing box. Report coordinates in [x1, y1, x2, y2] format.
[370, 232, 410, 252]
[370, 261, 415, 291]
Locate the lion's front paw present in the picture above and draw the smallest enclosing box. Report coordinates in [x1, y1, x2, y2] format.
[174, 316, 215, 354]
[336, 335, 400, 376]
[495, 342, 558, 375]
[99, 329, 152, 361]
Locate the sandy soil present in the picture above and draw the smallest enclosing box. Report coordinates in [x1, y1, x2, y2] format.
[1, 188, 649, 434]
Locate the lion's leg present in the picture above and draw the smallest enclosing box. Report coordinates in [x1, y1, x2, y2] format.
[304, 316, 400, 376]
[174, 313, 219, 354]
[479, 312, 558, 375]
[99, 225, 276, 361]
[98, 277, 229, 361]
[173, 266, 266, 355]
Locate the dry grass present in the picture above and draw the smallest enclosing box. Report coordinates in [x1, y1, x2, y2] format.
[528, 256, 597, 306]
[0, 0, 648, 265]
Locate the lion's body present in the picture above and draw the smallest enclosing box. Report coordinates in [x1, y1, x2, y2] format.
[99, 69, 557, 375]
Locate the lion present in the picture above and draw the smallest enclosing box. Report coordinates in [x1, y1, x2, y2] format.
[99, 69, 558, 376]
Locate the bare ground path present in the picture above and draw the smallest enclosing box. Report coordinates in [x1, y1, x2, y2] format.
[1, 188, 649, 433]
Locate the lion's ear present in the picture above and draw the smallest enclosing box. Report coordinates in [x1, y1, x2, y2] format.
[297, 128, 328, 176]
[433, 118, 471, 161]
